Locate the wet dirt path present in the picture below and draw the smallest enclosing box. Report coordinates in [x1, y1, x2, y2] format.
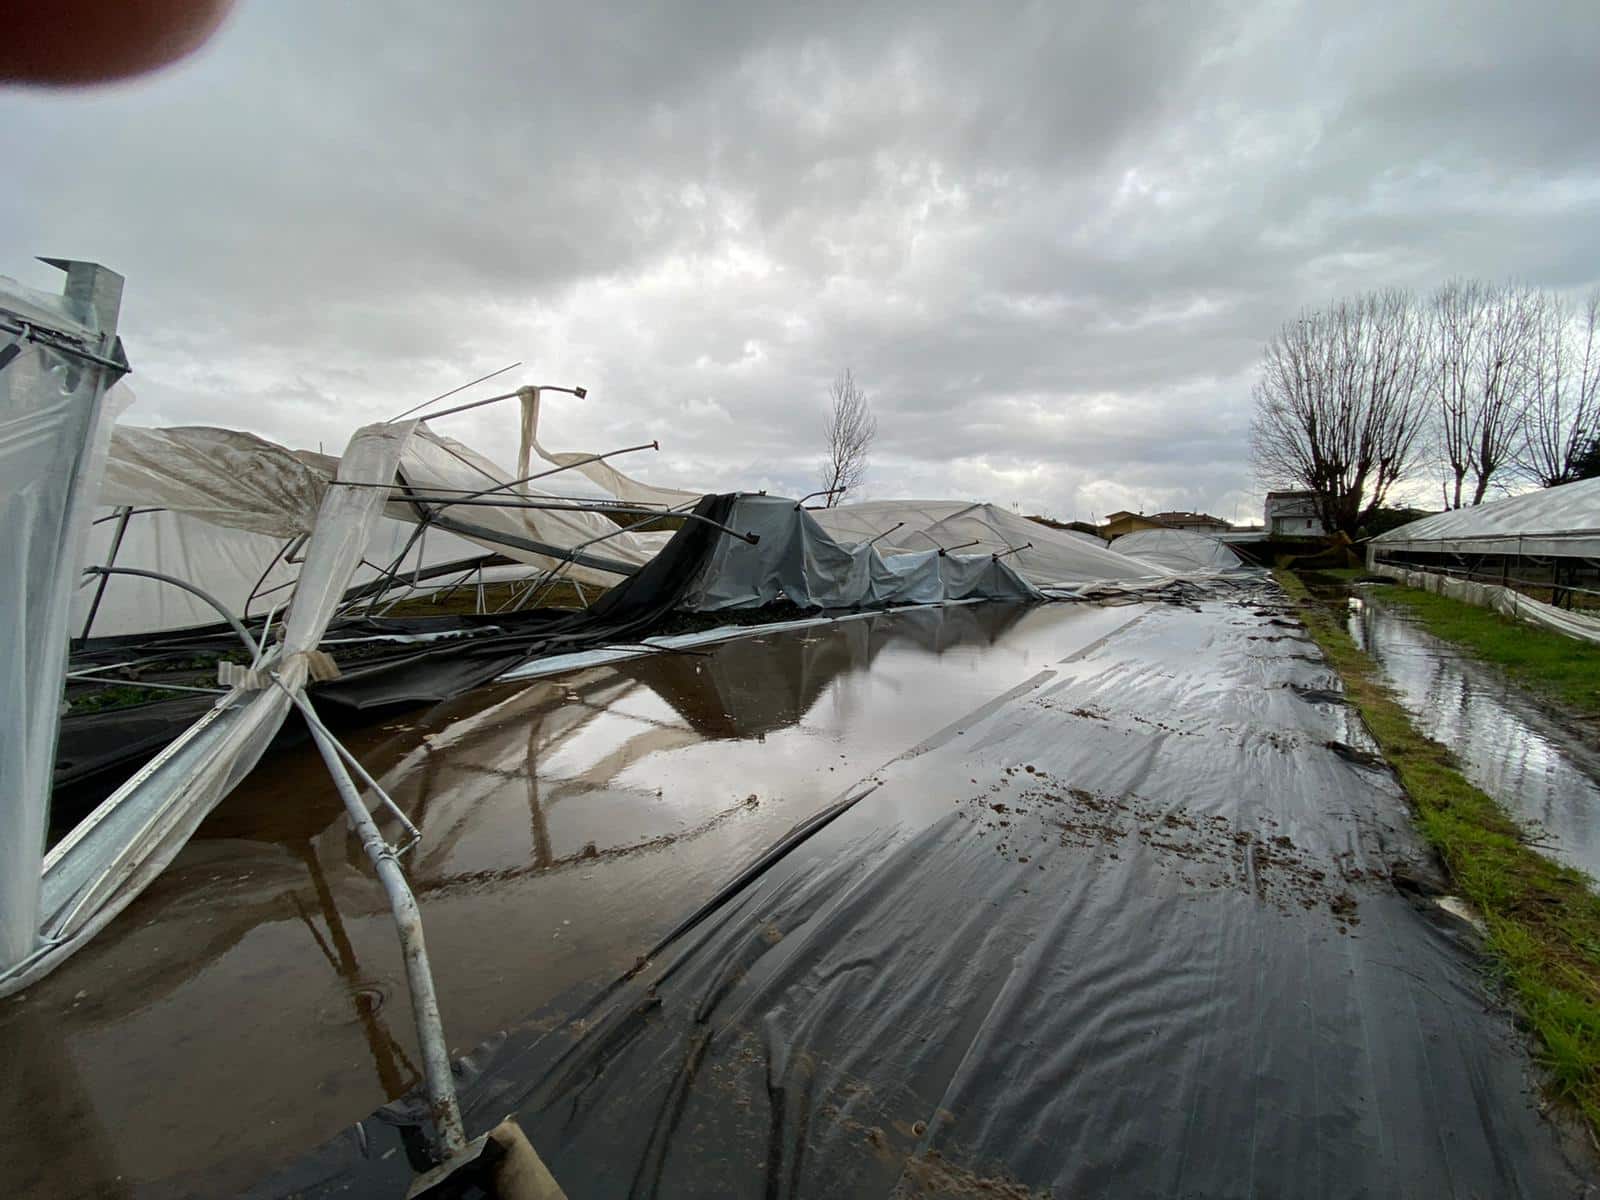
[0, 601, 1139, 1198]
[1350, 589, 1600, 881]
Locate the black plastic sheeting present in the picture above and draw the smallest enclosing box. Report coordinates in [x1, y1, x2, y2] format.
[253, 590, 1593, 1198]
[311, 493, 738, 716]
[54, 496, 737, 802]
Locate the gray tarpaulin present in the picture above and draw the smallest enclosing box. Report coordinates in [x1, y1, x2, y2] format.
[682, 495, 1040, 610]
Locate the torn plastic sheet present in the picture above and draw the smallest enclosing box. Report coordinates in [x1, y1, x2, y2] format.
[86, 420, 681, 638]
[389, 426, 673, 584]
[254, 590, 1589, 1198]
[308, 494, 738, 716]
[518, 386, 700, 509]
[52, 495, 741, 806]
[100, 425, 327, 538]
[0, 267, 127, 973]
[1, 420, 417, 999]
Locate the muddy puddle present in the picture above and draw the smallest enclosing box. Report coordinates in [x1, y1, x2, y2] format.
[0, 600, 1140, 1198]
[1350, 590, 1600, 880]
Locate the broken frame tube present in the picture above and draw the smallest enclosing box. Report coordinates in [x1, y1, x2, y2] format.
[299, 707, 467, 1161]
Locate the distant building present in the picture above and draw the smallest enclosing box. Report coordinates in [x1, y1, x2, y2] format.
[1101, 510, 1165, 538]
[1101, 509, 1233, 538]
[1148, 511, 1231, 534]
[1265, 491, 1326, 536]
[1024, 514, 1106, 541]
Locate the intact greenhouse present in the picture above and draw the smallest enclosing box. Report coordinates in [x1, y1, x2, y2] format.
[1368, 477, 1600, 644]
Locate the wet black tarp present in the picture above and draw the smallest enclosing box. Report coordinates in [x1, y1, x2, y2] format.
[252, 591, 1592, 1198]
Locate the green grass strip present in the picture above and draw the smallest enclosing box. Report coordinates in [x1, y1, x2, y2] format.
[1276, 568, 1600, 1136]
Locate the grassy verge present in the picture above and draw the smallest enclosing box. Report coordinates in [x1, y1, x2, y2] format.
[1365, 583, 1600, 721]
[1276, 568, 1600, 1135]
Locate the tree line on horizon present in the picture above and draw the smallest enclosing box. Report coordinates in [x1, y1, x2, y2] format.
[1250, 281, 1600, 538]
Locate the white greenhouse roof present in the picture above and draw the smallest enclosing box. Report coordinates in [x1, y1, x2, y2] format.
[1371, 476, 1600, 559]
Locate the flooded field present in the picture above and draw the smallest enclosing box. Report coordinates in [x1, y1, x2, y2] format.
[1350, 589, 1600, 881]
[0, 601, 1139, 1198]
[257, 585, 1593, 1198]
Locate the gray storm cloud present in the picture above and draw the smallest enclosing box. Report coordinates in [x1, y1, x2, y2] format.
[5, 0, 1598, 522]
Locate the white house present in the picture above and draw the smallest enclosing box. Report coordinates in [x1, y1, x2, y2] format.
[1264, 491, 1326, 536]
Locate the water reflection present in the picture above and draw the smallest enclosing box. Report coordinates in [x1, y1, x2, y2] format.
[1351, 595, 1600, 880]
[1, 600, 1107, 1199]
[345, 603, 1036, 886]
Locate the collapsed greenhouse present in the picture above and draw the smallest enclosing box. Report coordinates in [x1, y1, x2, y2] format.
[6, 262, 1598, 1199]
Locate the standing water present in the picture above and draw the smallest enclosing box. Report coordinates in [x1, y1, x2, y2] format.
[1350, 589, 1600, 881]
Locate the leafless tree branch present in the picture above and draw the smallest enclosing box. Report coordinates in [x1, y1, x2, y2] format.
[1428, 279, 1538, 507]
[1249, 289, 1432, 537]
[819, 367, 876, 507]
[1517, 290, 1600, 488]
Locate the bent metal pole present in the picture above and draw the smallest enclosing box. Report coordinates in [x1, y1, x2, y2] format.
[298, 700, 468, 1160]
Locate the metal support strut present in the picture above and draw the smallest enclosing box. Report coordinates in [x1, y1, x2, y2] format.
[865, 522, 905, 548]
[794, 487, 845, 510]
[50, 439, 570, 1192]
[299, 709, 468, 1161]
[76, 505, 133, 646]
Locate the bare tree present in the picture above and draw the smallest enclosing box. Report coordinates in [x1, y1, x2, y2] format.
[1428, 280, 1538, 507]
[1250, 289, 1432, 538]
[818, 368, 876, 507]
[1518, 290, 1600, 488]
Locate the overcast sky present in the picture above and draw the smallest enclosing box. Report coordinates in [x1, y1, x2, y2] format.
[6, 1, 1599, 523]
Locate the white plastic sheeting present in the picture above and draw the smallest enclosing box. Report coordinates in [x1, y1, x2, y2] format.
[1371, 476, 1600, 559]
[517, 387, 700, 508]
[89, 421, 678, 636]
[810, 500, 1165, 587]
[683, 496, 1039, 611]
[513, 404, 1169, 590]
[509, 402, 1169, 590]
[1370, 564, 1600, 646]
[101, 425, 326, 537]
[3, 421, 417, 998]
[73, 507, 494, 636]
[393, 426, 671, 584]
[1112, 528, 1247, 575]
[0, 265, 127, 975]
